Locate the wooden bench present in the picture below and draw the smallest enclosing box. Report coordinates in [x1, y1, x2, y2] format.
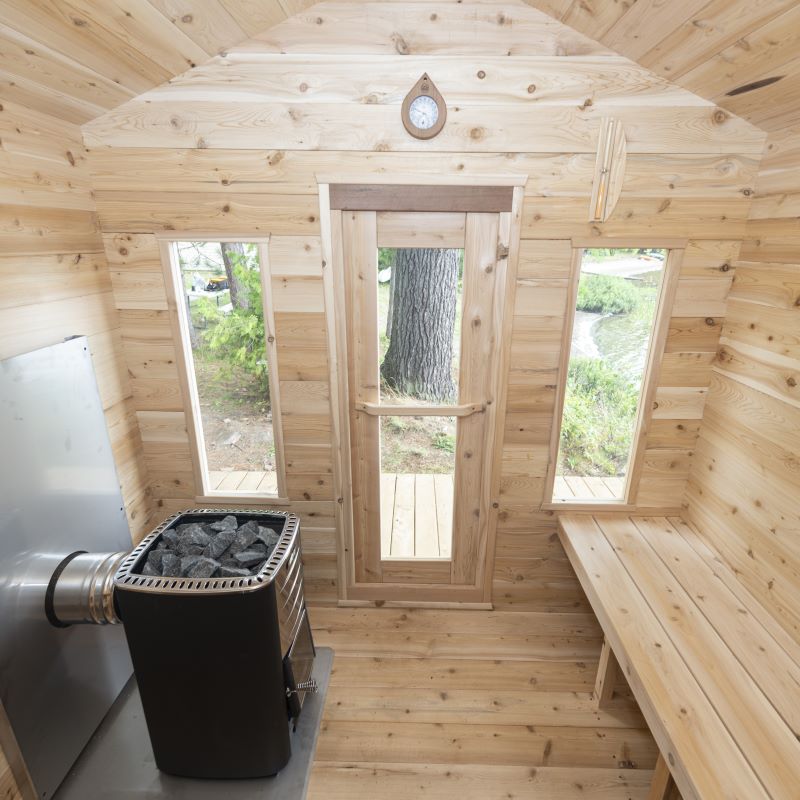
[558, 514, 800, 800]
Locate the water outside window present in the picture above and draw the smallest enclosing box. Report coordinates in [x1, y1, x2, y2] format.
[176, 241, 278, 495]
[376, 247, 463, 558]
[554, 248, 667, 502]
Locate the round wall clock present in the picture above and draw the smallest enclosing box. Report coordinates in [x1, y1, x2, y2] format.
[401, 73, 447, 140]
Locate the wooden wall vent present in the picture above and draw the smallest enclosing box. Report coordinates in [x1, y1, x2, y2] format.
[589, 118, 627, 223]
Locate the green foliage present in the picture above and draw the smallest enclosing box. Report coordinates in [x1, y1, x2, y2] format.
[431, 431, 456, 453]
[192, 249, 270, 404]
[559, 356, 639, 477]
[576, 274, 640, 315]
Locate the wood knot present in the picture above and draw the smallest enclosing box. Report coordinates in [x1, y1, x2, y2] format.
[788, 376, 797, 388]
[477, 70, 486, 79]
[392, 33, 409, 54]
[65, 151, 75, 166]
[119, 247, 128, 256]
[181, 14, 192, 23]
[712, 109, 729, 124]
[527, 84, 536, 94]
[704, 317, 716, 326]
[299, 82, 309, 93]
[720, 262, 731, 272]
[470, 127, 485, 140]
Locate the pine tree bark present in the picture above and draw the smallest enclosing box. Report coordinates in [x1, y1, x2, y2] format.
[221, 242, 250, 310]
[381, 248, 459, 402]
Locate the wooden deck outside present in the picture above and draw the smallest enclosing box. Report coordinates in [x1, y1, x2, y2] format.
[554, 475, 626, 501]
[207, 470, 278, 494]
[381, 473, 453, 559]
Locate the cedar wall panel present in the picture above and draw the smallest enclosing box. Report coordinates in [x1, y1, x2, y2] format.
[0, 100, 153, 541]
[82, 0, 766, 607]
[685, 127, 800, 646]
[0, 99, 154, 799]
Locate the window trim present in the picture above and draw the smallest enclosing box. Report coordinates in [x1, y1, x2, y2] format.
[542, 240, 685, 511]
[158, 235, 289, 505]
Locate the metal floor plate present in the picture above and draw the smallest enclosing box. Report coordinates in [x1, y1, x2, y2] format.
[54, 648, 333, 800]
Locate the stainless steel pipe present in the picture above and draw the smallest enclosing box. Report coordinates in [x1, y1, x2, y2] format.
[48, 551, 128, 626]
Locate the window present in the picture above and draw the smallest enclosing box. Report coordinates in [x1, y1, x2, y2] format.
[550, 247, 672, 504]
[166, 239, 284, 498]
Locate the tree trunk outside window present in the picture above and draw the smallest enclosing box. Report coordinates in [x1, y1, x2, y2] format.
[221, 242, 250, 310]
[380, 248, 459, 402]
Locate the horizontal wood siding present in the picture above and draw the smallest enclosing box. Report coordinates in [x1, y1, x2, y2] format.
[0, 100, 152, 542]
[685, 127, 800, 647]
[84, 1, 763, 608]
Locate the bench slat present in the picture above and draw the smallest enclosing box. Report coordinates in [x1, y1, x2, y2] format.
[637, 516, 800, 738]
[594, 515, 800, 799]
[666, 516, 800, 669]
[559, 514, 768, 800]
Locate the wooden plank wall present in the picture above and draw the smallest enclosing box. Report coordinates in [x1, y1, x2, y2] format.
[0, 99, 153, 542]
[81, 0, 765, 606]
[684, 127, 800, 646]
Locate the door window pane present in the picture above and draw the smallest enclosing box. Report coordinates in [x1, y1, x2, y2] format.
[175, 241, 278, 495]
[377, 247, 464, 405]
[554, 248, 668, 502]
[380, 415, 456, 559]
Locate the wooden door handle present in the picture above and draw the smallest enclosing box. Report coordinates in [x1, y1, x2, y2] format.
[355, 401, 485, 417]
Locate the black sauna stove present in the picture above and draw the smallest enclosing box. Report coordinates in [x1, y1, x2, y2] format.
[51, 509, 316, 779]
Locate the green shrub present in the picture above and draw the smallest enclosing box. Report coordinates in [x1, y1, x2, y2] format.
[193, 255, 270, 403]
[577, 274, 639, 315]
[431, 432, 456, 453]
[559, 356, 639, 477]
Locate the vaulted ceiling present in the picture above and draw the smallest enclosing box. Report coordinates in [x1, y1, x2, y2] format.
[1, 0, 799, 133]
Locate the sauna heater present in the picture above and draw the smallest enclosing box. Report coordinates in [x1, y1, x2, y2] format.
[48, 509, 316, 780]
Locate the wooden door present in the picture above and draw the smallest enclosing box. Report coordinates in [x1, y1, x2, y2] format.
[331, 195, 520, 603]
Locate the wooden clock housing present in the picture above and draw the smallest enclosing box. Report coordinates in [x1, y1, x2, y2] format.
[401, 73, 447, 140]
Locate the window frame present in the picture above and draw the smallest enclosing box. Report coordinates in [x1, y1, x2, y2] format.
[543, 239, 685, 510]
[158, 234, 288, 504]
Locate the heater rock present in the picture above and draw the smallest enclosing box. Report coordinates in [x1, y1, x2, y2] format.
[234, 550, 266, 568]
[142, 562, 160, 577]
[230, 522, 259, 554]
[185, 557, 220, 579]
[162, 530, 179, 548]
[207, 528, 236, 560]
[147, 549, 165, 571]
[220, 565, 251, 578]
[210, 515, 238, 532]
[258, 526, 280, 548]
[179, 554, 203, 574]
[161, 553, 181, 577]
[176, 527, 211, 555]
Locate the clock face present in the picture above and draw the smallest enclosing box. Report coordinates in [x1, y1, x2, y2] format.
[408, 95, 439, 131]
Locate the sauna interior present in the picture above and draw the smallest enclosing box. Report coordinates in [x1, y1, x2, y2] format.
[1, 0, 799, 797]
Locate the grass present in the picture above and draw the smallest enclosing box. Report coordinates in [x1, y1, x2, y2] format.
[380, 414, 456, 474]
[576, 273, 640, 315]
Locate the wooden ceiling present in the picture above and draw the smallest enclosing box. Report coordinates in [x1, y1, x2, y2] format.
[0, 0, 799, 133]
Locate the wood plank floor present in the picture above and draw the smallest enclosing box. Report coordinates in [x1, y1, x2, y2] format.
[207, 469, 277, 493]
[307, 606, 659, 799]
[381, 472, 454, 559]
[554, 475, 626, 501]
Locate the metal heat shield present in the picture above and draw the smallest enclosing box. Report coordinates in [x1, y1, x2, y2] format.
[0, 337, 133, 798]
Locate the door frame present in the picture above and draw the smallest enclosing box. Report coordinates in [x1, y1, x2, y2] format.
[318, 177, 525, 606]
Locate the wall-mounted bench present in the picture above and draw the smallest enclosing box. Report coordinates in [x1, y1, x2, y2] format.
[558, 514, 800, 800]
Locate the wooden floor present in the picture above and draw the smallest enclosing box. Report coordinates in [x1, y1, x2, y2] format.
[381, 473, 453, 559]
[306, 605, 659, 799]
[554, 475, 626, 501]
[207, 469, 277, 493]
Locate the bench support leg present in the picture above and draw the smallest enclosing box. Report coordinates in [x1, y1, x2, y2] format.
[593, 637, 618, 709]
[648, 753, 678, 800]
